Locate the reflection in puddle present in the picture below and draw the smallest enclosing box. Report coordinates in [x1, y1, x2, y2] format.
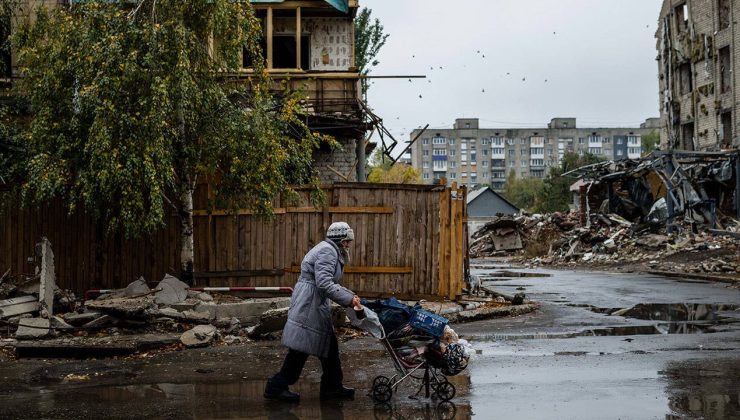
[663, 359, 740, 419]
[18, 379, 471, 419]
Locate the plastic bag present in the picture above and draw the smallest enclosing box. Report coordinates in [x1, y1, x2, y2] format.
[345, 306, 385, 339]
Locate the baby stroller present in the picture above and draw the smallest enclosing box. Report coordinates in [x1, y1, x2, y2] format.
[364, 298, 469, 404]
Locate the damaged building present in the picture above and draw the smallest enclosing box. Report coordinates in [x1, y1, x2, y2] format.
[657, 0, 740, 151]
[2, 0, 371, 182]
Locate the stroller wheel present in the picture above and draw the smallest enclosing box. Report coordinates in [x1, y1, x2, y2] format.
[434, 380, 455, 402]
[373, 375, 390, 386]
[372, 382, 393, 403]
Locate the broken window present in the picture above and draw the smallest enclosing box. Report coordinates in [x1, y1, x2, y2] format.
[721, 111, 732, 147]
[681, 122, 695, 150]
[675, 3, 689, 33]
[719, 46, 731, 94]
[718, 0, 730, 30]
[679, 62, 693, 94]
[242, 9, 310, 70]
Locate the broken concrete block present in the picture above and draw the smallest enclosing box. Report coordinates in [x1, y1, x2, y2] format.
[50, 315, 73, 331]
[81, 314, 115, 329]
[37, 238, 57, 318]
[63, 311, 103, 326]
[86, 296, 155, 318]
[16, 317, 51, 340]
[180, 325, 217, 348]
[155, 275, 189, 305]
[157, 307, 213, 323]
[195, 297, 291, 326]
[0, 295, 41, 319]
[124, 277, 150, 297]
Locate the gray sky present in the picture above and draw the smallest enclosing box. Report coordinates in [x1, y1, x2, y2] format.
[364, 0, 663, 151]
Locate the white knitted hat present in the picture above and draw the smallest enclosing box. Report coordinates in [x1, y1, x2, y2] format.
[326, 222, 354, 241]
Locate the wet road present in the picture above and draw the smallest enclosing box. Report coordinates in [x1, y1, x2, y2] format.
[1, 266, 740, 419]
[456, 263, 740, 420]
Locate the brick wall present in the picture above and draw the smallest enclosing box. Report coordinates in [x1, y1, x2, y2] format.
[313, 137, 358, 183]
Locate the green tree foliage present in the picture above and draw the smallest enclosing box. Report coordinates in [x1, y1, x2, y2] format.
[12, 1, 325, 282]
[532, 152, 604, 213]
[366, 147, 421, 184]
[503, 170, 543, 211]
[354, 7, 388, 96]
[641, 130, 659, 156]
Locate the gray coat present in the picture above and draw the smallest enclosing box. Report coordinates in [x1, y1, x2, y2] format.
[282, 239, 355, 358]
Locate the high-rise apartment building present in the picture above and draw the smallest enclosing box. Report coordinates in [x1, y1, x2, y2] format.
[409, 118, 658, 191]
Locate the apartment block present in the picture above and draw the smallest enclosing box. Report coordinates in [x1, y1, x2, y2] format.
[409, 118, 656, 191]
[657, 0, 740, 151]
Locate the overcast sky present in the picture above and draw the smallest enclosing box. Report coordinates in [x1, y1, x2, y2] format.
[363, 0, 663, 151]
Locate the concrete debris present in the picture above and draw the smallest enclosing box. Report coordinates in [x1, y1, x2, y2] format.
[86, 296, 156, 318]
[37, 238, 57, 318]
[63, 311, 103, 326]
[195, 297, 291, 326]
[50, 315, 74, 331]
[15, 317, 51, 340]
[124, 277, 150, 297]
[155, 275, 189, 305]
[81, 314, 116, 329]
[156, 307, 213, 323]
[0, 295, 40, 319]
[180, 325, 217, 348]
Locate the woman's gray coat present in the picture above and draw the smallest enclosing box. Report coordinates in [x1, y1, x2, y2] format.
[282, 239, 355, 358]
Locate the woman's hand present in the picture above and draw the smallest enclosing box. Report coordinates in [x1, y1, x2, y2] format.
[351, 295, 362, 310]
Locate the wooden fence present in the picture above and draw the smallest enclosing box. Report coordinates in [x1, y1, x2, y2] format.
[0, 182, 467, 300]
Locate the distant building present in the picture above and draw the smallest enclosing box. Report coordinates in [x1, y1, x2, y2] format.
[410, 118, 657, 191]
[466, 186, 520, 238]
[656, 0, 740, 151]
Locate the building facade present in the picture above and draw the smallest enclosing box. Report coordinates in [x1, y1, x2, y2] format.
[657, 0, 740, 151]
[409, 118, 656, 191]
[2, 0, 367, 183]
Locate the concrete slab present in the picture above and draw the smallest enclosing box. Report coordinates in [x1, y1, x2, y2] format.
[16, 317, 51, 340]
[38, 238, 57, 318]
[195, 298, 291, 325]
[0, 296, 41, 319]
[124, 277, 150, 296]
[155, 275, 189, 305]
[63, 311, 103, 326]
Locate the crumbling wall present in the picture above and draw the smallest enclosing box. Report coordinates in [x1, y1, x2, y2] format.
[312, 137, 358, 182]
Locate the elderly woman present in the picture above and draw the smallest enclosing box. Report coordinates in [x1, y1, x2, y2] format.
[264, 222, 361, 402]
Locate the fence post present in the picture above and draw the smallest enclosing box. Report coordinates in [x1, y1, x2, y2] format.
[437, 184, 451, 298]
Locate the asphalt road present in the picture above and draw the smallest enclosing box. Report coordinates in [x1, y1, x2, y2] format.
[1, 265, 739, 419]
[456, 263, 740, 420]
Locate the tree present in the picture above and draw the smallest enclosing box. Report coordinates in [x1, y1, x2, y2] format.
[503, 170, 543, 211]
[13, 1, 325, 284]
[533, 152, 604, 213]
[642, 130, 659, 156]
[354, 7, 388, 96]
[366, 148, 421, 184]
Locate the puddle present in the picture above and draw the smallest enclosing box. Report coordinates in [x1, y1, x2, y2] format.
[485, 271, 553, 278]
[4, 378, 472, 419]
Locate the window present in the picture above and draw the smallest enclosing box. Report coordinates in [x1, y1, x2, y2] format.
[471, 175, 477, 183]
[469, 139, 477, 148]
[432, 137, 446, 145]
[720, 47, 730, 93]
[493, 148, 505, 155]
[719, 0, 730, 30]
[627, 135, 641, 146]
[617, 138, 624, 145]
[519, 138, 526, 145]
[679, 62, 693, 94]
[578, 137, 585, 144]
[531, 159, 544, 166]
[483, 149, 489, 156]
[448, 149, 456, 156]
[617, 149, 624, 156]
[603, 137, 611, 144]
[530, 136, 544, 146]
[448, 139, 456, 145]
[506, 138, 514, 145]
[482, 160, 488, 167]
[422, 138, 430, 145]
[423, 150, 430, 156]
[461, 152, 467, 162]
[461, 141, 467, 150]
[483, 172, 489, 179]
[433, 149, 447, 156]
[509, 160, 516, 167]
[480, 138, 489, 145]
[721, 111, 732, 147]
[470, 152, 477, 162]
[628, 147, 642, 155]
[493, 137, 504, 146]
[461, 172, 467, 178]
[521, 159, 528, 166]
[423, 173, 430, 180]
[588, 147, 602, 155]
[449, 172, 457, 179]
[675, 3, 688, 33]
[433, 160, 446, 170]
[423, 161, 429, 168]
[449, 161, 456, 168]
[681, 122, 695, 150]
[465, 123, 470, 128]
[530, 147, 544, 155]
[508, 150, 515, 157]
[547, 149, 553, 156]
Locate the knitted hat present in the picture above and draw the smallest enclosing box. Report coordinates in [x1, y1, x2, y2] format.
[326, 222, 354, 242]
